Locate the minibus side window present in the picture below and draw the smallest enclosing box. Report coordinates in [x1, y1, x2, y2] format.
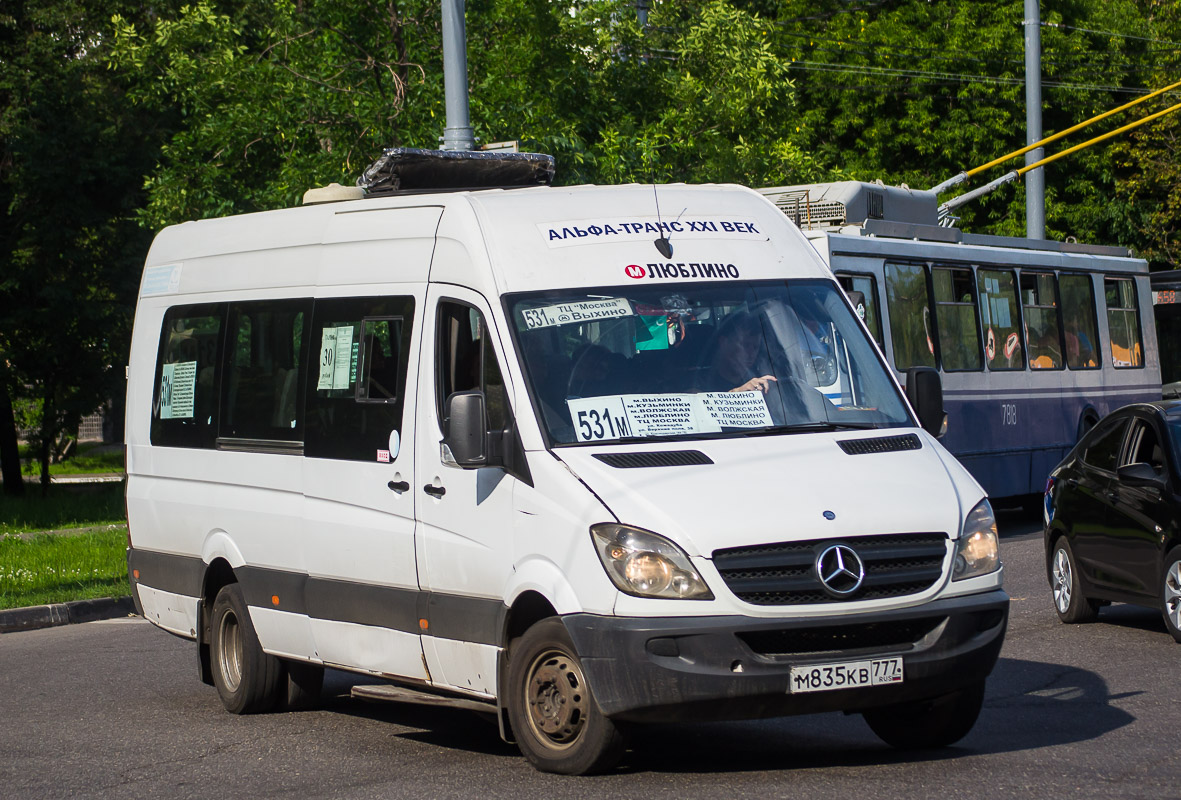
[977, 269, 1024, 370]
[1059, 273, 1100, 369]
[436, 301, 508, 431]
[884, 263, 935, 370]
[151, 303, 224, 449]
[1105, 276, 1144, 368]
[932, 266, 982, 371]
[221, 299, 311, 442]
[304, 296, 415, 462]
[1022, 272, 1064, 370]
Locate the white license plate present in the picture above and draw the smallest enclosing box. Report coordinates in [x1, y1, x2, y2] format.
[788, 656, 904, 694]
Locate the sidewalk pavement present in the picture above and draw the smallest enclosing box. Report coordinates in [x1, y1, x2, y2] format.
[0, 596, 136, 634]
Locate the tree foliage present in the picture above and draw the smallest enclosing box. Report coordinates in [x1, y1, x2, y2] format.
[4, 0, 1181, 493]
[1, 0, 172, 490]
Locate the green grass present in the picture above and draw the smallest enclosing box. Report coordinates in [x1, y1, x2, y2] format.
[0, 483, 126, 535]
[19, 445, 125, 476]
[0, 528, 130, 608]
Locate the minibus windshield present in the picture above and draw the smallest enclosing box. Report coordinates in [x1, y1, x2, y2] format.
[506, 279, 913, 445]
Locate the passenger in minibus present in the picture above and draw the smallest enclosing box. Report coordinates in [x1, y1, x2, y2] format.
[696, 311, 778, 394]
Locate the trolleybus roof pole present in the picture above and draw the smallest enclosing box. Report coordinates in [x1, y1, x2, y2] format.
[938, 100, 1181, 219]
[929, 78, 1181, 197]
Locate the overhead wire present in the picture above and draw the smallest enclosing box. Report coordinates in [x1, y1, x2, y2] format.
[1041, 21, 1181, 48]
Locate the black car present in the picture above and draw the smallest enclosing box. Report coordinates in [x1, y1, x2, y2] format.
[1044, 401, 1181, 642]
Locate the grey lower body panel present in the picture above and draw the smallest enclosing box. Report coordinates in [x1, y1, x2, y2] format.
[562, 589, 1008, 723]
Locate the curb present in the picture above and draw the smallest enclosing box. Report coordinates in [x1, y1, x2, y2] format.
[0, 596, 137, 634]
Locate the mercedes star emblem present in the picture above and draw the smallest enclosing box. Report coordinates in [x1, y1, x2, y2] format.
[815, 544, 866, 596]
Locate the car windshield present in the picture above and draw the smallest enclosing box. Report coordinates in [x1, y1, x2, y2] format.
[506, 279, 913, 445]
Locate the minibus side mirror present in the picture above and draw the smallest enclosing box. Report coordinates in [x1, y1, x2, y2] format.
[905, 367, 947, 438]
[443, 391, 488, 468]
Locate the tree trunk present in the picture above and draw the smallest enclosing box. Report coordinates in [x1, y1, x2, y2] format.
[0, 378, 24, 497]
[39, 391, 53, 496]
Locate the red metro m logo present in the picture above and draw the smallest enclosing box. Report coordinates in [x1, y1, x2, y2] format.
[624, 264, 646, 279]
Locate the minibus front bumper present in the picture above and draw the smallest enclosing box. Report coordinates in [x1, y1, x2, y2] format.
[562, 589, 1008, 723]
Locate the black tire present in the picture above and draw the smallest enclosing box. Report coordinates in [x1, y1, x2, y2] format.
[506, 618, 627, 775]
[282, 660, 325, 711]
[1160, 546, 1181, 644]
[863, 680, 985, 750]
[1049, 538, 1100, 624]
[209, 583, 283, 714]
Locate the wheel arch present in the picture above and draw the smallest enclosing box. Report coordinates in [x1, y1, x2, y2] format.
[196, 557, 238, 686]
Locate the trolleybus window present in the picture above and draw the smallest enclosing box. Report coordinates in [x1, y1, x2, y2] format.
[1059, 273, 1100, 369]
[885, 263, 935, 370]
[836, 273, 883, 348]
[933, 266, 982, 371]
[1105, 277, 1144, 368]
[1021, 272, 1063, 370]
[977, 269, 1024, 370]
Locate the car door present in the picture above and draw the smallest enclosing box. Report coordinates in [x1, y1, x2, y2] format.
[413, 286, 517, 697]
[300, 291, 429, 679]
[1067, 413, 1129, 595]
[1103, 414, 1172, 598]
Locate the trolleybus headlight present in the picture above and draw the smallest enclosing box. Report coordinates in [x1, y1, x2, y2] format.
[590, 524, 713, 600]
[953, 500, 1000, 580]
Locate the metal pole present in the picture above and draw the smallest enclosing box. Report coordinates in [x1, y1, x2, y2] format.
[441, 0, 475, 151]
[1024, 0, 1045, 239]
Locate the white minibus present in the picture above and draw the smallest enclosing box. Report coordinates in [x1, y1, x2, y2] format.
[127, 154, 1008, 774]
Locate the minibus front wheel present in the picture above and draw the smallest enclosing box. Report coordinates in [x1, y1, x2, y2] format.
[506, 618, 628, 775]
[210, 583, 283, 714]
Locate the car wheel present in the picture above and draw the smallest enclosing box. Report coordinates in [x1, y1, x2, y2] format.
[863, 680, 985, 749]
[1050, 538, 1100, 624]
[506, 618, 627, 775]
[210, 583, 283, 714]
[1160, 546, 1181, 643]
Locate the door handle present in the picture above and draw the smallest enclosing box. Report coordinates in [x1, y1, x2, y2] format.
[387, 480, 410, 493]
[423, 483, 446, 498]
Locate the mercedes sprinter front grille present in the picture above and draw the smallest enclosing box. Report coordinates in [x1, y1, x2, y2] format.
[712, 532, 948, 606]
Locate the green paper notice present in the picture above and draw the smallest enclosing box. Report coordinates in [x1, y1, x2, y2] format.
[635, 315, 669, 351]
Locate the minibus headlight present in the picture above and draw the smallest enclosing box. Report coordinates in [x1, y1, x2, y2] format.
[590, 524, 713, 600]
[953, 500, 1000, 581]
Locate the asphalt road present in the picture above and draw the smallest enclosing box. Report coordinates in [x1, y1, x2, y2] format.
[2, 509, 1178, 799]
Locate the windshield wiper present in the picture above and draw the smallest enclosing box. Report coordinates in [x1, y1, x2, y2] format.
[740, 421, 880, 436]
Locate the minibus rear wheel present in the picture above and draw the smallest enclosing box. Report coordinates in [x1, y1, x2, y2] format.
[210, 583, 283, 714]
[506, 618, 627, 775]
[862, 679, 985, 750]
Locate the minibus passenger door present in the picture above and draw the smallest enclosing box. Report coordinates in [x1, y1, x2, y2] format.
[300, 291, 429, 680]
[414, 287, 517, 697]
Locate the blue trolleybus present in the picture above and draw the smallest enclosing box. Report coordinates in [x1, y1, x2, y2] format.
[1150, 268, 1181, 399]
[762, 182, 1161, 500]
